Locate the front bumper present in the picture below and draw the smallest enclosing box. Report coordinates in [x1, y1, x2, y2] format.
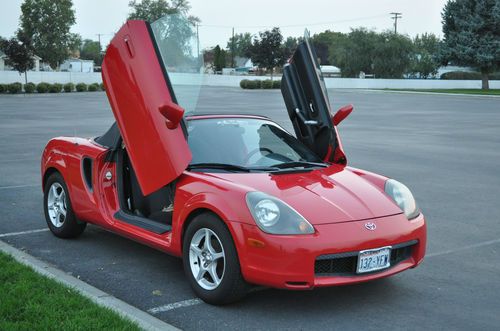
[228, 213, 426, 289]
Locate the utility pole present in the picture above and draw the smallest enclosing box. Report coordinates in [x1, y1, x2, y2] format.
[390, 12, 402, 34]
[231, 27, 235, 68]
[96, 33, 104, 65]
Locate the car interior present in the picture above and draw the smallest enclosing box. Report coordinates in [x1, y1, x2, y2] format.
[95, 123, 175, 232]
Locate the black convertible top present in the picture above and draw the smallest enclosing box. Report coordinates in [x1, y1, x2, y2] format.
[95, 122, 120, 148]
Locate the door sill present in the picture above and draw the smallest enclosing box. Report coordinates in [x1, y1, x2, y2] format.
[114, 210, 172, 234]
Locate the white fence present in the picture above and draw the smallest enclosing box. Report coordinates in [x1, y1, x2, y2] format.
[1, 71, 499, 89]
[0, 71, 102, 84]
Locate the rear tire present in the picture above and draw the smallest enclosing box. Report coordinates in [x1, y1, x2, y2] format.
[183, 212, 249, 304]
[43, 172, 86, 238]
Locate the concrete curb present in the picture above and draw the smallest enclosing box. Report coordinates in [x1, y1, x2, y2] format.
[0, 240, 180, 331]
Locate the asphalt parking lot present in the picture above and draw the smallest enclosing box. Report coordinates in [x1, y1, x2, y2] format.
[1, 87, 499, 330]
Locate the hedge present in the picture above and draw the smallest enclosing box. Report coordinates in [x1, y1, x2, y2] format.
[0, 82, 102, 94]
[7, 83, 23, 94]
[240, 79, 281, 90]
[64, 83, 75, 92]
[36, 82, 50, 93]
[49, 83, 63, 93]
[440, 71, 500, 80]
[88, 83, 100, 91]
[24, 83, 36, 93]
[75, 83, 88, 92]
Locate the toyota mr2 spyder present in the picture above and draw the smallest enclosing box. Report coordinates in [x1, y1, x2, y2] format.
[41, 15, 426, 304]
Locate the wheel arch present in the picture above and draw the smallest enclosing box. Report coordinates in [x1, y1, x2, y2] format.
[42, 167, 62, 190]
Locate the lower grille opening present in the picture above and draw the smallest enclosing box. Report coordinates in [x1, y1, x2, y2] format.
[314, 240, 417, 277]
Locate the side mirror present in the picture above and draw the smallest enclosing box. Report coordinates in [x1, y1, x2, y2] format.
[159, 103, 184, 129]
[332, 104, 353, 126]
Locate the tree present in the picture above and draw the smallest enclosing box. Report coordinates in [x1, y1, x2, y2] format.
[80, 39, 102, 65]
[212, 45, 227, 72]
[410, 33, 441, 79]
[0, 32, 35, 83]
[19, 0, 76, 69]
[312, 30, 346, 66]
[441, 0, 500, 89]
[226, 32, 252, 61]
[128, 0, 198, 22]
[248, 27, 286, 79]
[67, 33, 82, 58]
[283, 36, 300, 59]
[333, 28, 379, 78]
[372, 32, 414, 78]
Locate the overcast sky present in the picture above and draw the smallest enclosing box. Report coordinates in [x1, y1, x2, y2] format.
[1, 0, 449, 49]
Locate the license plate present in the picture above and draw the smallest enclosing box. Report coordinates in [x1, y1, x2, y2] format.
[357, 246, 391, 274]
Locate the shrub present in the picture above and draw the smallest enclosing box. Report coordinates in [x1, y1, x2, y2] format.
[261, 80, 274, 89]
[36, 82, 50, 93]
[49, 83, 62, 93]
[239, 79, 249, 89]
[99, 82, 105, 91]
[272, 80, 281, 89]
[246, 80, 262, 89]
[0, 84, 6, 93]
[8, 82, 22, 94]
[24, 82, 36, 93]
[63, 83, 75, 92]
[440, 71, 482, 80]
[75, 83, 87, 92]
[88, 83, 100, 91]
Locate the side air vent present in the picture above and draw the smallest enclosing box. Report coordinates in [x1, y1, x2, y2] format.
[82, 157, 93, 192]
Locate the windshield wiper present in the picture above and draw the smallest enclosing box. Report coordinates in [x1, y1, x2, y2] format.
[188, 163, 252, 172]
[270, 161, 329, 169]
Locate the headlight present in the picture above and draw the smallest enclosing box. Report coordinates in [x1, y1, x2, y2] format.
[246, 192, 315, 235]
[384, 179, 420, 220]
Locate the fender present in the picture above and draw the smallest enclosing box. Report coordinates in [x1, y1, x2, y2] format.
[171, 189, 253, 256]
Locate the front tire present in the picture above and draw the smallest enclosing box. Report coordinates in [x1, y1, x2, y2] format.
[43, 172, 86, 238]
[183, 213, 249, 304]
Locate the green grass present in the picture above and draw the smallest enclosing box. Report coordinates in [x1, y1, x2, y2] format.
[0, 252, 141, 331]
[385, 89, 500, 95]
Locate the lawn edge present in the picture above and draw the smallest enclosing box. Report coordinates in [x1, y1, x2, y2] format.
[0, 239, 180, 331]
[366, 89, 500, 98]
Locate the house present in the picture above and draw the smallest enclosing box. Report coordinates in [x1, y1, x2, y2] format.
[234, 57, 255, 74]
[60, 58, 94, 73]
[0, 50, 41, 71]
[0, 51, 6, 71]
[320, 65, 341, 78]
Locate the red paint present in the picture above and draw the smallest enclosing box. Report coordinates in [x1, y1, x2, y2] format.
[41, 118, 426, 288]
[102, 20, 191, 196]
[41, 19, 426, 291]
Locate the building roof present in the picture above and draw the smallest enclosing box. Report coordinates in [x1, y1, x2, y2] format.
[64, 58, 95, 63]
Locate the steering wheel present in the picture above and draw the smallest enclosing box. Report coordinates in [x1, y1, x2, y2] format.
[244, 147, 273, 165]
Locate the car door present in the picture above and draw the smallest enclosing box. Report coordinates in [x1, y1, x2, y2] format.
[281, 32, 346, 164]
[102, 19, 193, 196]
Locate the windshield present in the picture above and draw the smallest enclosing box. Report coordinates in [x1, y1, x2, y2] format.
[187, 118, 322, 169]
[150, 14, 203, 113]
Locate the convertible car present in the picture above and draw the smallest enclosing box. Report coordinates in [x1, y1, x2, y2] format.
[41, 15, 426, 304]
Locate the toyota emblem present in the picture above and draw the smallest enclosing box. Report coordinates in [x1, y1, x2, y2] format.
[364, 222, 376, 231]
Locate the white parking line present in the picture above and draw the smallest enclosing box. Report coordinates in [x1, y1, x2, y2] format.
[0, 184, 39, 190]
[146, 237, 500, 314]
[148, 299, 203, 314]
[0, 228, 49, 238]
[427, 237, 500, 258]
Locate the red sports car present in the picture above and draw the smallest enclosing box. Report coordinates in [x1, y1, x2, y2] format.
[41, 15, 426, 304]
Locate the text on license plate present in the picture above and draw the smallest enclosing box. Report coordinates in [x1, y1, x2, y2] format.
[357, 246, 391, 274]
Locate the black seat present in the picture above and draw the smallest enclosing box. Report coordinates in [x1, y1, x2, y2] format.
[124, 150, 174, 225]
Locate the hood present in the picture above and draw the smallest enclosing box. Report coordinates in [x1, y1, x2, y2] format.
[206, 165, 402, 225]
